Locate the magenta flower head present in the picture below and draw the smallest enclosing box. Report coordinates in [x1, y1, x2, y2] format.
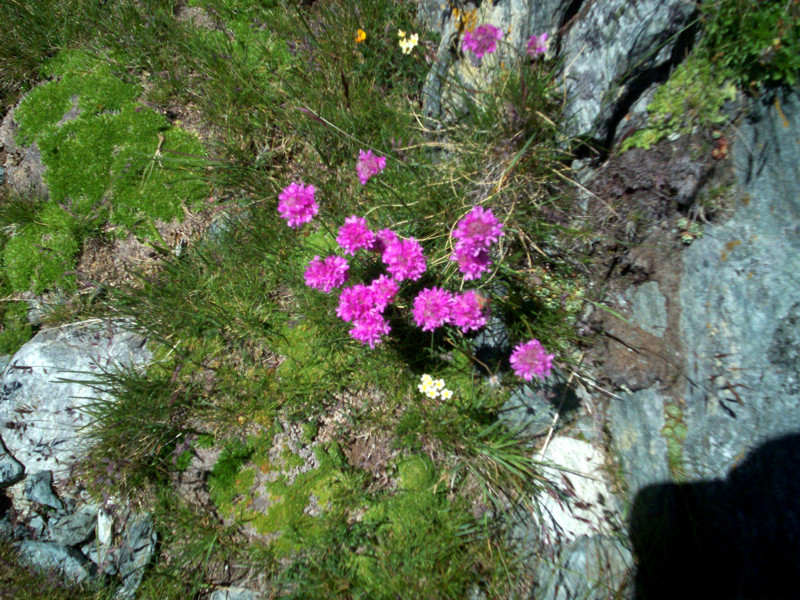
[304, 255, 349, 293]
[451, 290, 489, 332]
[510, 339, 554, 381]
[368, 274, 399, 311]
[527, 32, 549, 58]
[371, 228, 398, 256]
[451, 246, 492, 281]
[462, 24, 503, 59]
[412, 287, 454, 332]
[383, 237, 427, 281]
[337, 215, 375, 255]
[356, 149, 387, 185]
[350, 312, 391, 348]
[336, 284, 377, 322]
[278, 182, 318, 228]
[452, 206, 504, 254]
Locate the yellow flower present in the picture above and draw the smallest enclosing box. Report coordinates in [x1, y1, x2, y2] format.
[399, 32, 419, 55]
[398, 29, 406, 38]
[356, 28, 367, 43]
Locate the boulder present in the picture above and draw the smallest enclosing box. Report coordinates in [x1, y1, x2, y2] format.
[16, 540, 93, 584]
[0, 320, 150, 488]
[419, 0, 695, 145]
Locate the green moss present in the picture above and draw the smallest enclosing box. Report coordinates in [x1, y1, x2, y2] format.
[14, 49, 206, 234]
[622, 54, 736, 152]
[354, 454, 474, 597]
[3, 219, 79, 294]
[0, 301, 32, 355]
[662, 401, 689, 479]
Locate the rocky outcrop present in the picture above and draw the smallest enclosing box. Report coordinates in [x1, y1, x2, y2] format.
[419, 0, 695, 147]
[0, 320, 150, 488]
[0, 320, 155, 597]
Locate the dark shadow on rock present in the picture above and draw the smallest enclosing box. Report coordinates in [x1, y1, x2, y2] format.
[630, 433, 800, 600]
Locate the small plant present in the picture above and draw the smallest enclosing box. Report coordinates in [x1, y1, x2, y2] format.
[677, 217, 703, 244]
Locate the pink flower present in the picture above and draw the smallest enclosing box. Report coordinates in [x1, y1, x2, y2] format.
[383, 237, 427, 281]
[412, 287, 453, 332]
[337, 215, 375, 255]
[462, 24, 503, 59]
[526, 32, 549, 58]
[356, 149, 387, 185]
[304, 255, 349, 293]
[451, 246, 492, 281]
[452, 206, 504, 255]
[336, 284, 377, 322]
[510, 339, 554, 381]
[368, 275, 399, 311]
[450, 290, 489, 332]
[371, 228, 398, 256]
[350, 312, 391, 348]
[277, 182, 318, 228]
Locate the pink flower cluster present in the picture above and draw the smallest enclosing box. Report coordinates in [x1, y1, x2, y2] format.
[304, 255, 349, 292]
[356, 150, 387, 185]
[462, 24, 503, 59]
[333, 276, 400, 348]
[509, 339, 554, 381]
[412, 287, 489, 333]
[450, 206, 504, 281]
[337, 216, 376, 255]
[278, 182, 318, 228]
[527, 32, 548, 58]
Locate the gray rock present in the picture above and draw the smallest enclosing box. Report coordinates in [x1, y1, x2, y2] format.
[82, 542, 118, 575]
[534, 437, 622, 543]
[0, 94, 50, 199]
[500, 383, 557, 438]
[209, 587, 262, 600]
[533, 535, 633, 600]
[0, 434, 24, 488]
[0, 320, 151, 485]
[47, 504, 97, 546]
[28, 515, 46, 538]
[420, 0, 695, 145]
[16, 540, 93, 584]
[24, 471, 63, 511]
[115, 513, 157, 599]
[626, 281, 667, 338]
[608, 388, 670, 494]
[559, 0, 695, 142]
[678, 88, 800, 479]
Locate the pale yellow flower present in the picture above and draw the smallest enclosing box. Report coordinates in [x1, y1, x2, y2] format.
[399, 32, 419, 55]
[440, 389, 453, 400]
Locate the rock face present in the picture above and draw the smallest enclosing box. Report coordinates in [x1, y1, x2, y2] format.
[419, 0, 695, 145]
[0, 320, 150, 486]
[0, 320, 155, 598]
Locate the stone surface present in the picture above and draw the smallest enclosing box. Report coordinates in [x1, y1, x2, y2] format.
[420, 0, 695, 145]
[0, 434, 24, 488]
[560, 0, 695, 142]
[0, 320, 150, 486]
[115, 513, 157, 599]
[47, 504, 97, 547]
[24, 470, 63, 511]
[209, 588, 262, 600]
[0, 94, 50, 199]
[534, 437, 621, 543]
[533, 535, 633, 600]
[16, 540, 93, 584]
[677, 88, 800, 479]
[626, 281, 667, 338]
[608, 388, 671, 494]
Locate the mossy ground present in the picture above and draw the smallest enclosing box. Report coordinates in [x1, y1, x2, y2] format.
[1, 0, 790, 597]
